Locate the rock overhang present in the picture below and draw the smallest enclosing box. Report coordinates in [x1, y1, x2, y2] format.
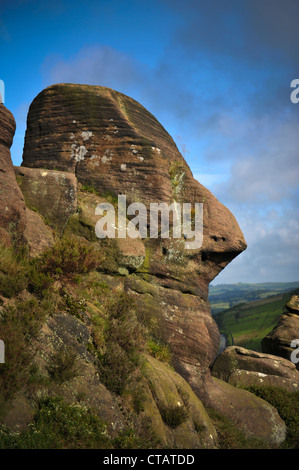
[21, 83, 247, 276]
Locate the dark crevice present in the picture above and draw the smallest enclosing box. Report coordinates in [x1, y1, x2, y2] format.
[210, 235, 226, 242]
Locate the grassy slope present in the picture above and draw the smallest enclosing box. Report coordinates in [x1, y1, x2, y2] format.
[209, 282, 299, 315]
[214, 289, 299, 352]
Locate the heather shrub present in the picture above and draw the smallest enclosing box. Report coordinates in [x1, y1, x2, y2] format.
[245, 385, 299, 449]
[0, 298, 46, 398]
[0, 243, 28, 298]
[46, 347, 81, 384]
[36, 236, 102, 277]
[147, 337, 171, 363]
[206, 407, 269, 449]
[0, 396, 110, 449]
[98, 292, 146, 395]
[159, 403, 189, 428]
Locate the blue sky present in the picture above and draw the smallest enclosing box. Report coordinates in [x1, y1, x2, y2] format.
[1, 0, 298, 284]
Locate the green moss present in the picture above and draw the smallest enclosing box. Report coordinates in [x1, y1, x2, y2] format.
[58, 84, 104, 124]
[112, 421, 160, 449]
[142, 246, 151, 272]
[80, 183, 100, 195]
[0, 396, 110, 449]
[36, 235, 102, 277]
[169, 161, 186, 200]
[46, 347, 81, 384]
[64, 213, 98, 242]
[207, 407, 269, 449]
[63, 292, 86, 320]
[0, 298, 48, 399]
[159, 403, 189, 428]
[131, 386, 147, 414]
[98, 292, 146, 395]
[147, 337, 172, 364]
[244, 385, 299, 449]
[15, 174, 23, 186]
[131, 291, 160, 333]
[97, 238, 122, 274]
[100, 191, 118, 207]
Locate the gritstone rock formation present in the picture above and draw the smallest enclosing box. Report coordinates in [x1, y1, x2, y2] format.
[1, 84, 293, 448]
[0, 104, 56, 254]
[0, 104, 26, 245]
[21, 83, 247, 382]
[212, 345, 299, 392]
[262, 295, 299, 370]
[14, 166, 78, 235]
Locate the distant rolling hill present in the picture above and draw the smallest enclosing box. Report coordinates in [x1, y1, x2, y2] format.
[213, 287, 299, 352]
[209, 281, 299, 315]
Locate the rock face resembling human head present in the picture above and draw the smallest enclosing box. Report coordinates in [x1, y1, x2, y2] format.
[22, 83, 247, 384]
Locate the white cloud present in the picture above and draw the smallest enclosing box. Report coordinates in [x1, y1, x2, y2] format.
[41, 45, 147, 95]
[37, 39, 299, 285]
[212, 115, 299, 205]
[214, 205, 299, 283]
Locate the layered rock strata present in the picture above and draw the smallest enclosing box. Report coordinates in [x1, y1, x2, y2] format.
[0, 104, 26, 245]
[262, 295, 299, 369]
[212, 345, 299, 392]
[21, 84, 247, 388]
[0, 84, 290, 446]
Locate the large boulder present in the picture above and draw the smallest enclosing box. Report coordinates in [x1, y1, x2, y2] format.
[286, 295, 299, 315]
[140, 355, 218, 448]
[14, 166, 78, 235]
[262, 296, 299, 370]
[0, 104, 26, 246]
[23, 207, 55, 257]
[1, 86, 294, 447]
[16, 83, 291, 447]
[201, 375, 286, 447]
[21, 83, 247, 389]
[4, 291, 217, 448]
[211, 346, 299, 392]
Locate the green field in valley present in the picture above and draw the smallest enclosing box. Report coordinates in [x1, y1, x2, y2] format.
[209, 281, 299, 315]
[211, 285, 299, 352]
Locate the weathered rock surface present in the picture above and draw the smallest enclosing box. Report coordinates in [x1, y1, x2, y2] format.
[286, 295, 299, 315]
[126, 273, 221, 379]
[1, 85, 292, 447]
[22, 85, 246, 265]
[21, 83, 247, 390]
[117, 238, 146, 272]
[14, 166, 77, 234]
[30, 309, 126, 436]
[0, 104, 26, 245]
[10, 288, 217, 448]
[142, 355, 217, 448]
[262, 296, 299, 370]
[23, 207, 55, 257]
[212, 346, 299, 392]
[201, 375, 286, 447]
